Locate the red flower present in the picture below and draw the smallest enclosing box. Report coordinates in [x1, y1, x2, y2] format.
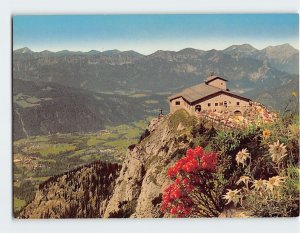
[162, 146, 218, 217]
[161, 203, 168, 211]
[170, 206, 177, 215]
[167, 167, 175, 177]
[182, 178, 189, 186]
[186, 148, 194, 158]
[173, 188, 182, 199]
[163, 195, 170, 204]
[177, 203, 184, 212]
[184, 207, 191, 215]
[201, 152, 217, 171]
[175, 178, 181, 185]
[186, 185, 194, 193]
[194, 146, 204, 158]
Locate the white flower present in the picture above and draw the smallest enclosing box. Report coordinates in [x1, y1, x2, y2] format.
[236, 149, 250, 167]
[222, 189, 242, 206]
[268, 140, 287, 163]
[265, 176, 286, 192]
[236, 176, 251, 188]
[251, 179, 267, 191]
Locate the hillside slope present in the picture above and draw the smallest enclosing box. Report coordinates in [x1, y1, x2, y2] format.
[18, 161, 121, 218]
[245, 74, 299, 112]
[18, 110, 196, 218]
[13, 79, 164, 139]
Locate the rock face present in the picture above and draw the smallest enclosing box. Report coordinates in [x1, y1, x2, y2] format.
[17, 110, 196, 218]
[104, 112, 193, 218]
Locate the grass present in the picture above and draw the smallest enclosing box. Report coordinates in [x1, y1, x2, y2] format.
[80, 154, 102, 162]
[68, 149, 86, 158]
[123, 128, 141, 138]
[145, 100, 159, 104]
[86, 136, 105, 146]
[30, 176, 49, 182]
[129, 93, 148, 98]
[41, 159, 56, 164]
[168, 109, 197, 134]
[103, 139, 137, 151]
[97, 133, 119, 140]
[13, 118, 152, 208]
[38, 143, 77, 157]
[26, 96, 40, 104]
[14, 197, 26, 212]
[15, 99, 40, 108]
[13, 93, 41, 108]
[93, 95, 103, 100]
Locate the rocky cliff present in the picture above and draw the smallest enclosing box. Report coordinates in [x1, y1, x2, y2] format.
[18, 110, 196, 218]
[104, 111, 195, 218]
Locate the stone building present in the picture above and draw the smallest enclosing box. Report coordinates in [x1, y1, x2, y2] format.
[169, 75, 252, 116]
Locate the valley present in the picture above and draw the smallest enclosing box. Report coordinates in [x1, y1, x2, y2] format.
[13, 118, 152, 214]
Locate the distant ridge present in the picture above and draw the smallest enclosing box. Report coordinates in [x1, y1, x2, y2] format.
[13, 43, 299, 113]
[13, 43, 298, 55]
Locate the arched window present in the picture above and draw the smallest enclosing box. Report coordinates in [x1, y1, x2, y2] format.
[195, 105, 201, 112]
[234, 110, 242, 116]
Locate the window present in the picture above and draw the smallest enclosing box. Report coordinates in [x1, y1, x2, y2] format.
[215, 103, 218, 106]
[236, 102, 240, 106]
[195, 105, 201, 112]
[221, 82, 223, 85]
[175, 101, 180, 106]
[208, 103, 211, 107]
[224, 101, 227, 107]
[219, 102, 223, 106]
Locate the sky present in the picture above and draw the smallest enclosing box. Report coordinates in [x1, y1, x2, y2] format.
[13, 14, 299, 55]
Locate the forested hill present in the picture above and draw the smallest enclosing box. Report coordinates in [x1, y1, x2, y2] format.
[18, 161, 121, 218]
[13, 79, 167, 139]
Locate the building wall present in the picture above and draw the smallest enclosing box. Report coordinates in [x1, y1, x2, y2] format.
[207, 79, 227, 90]
[170, 97, 193, 114]
[170, 93, 250, 116]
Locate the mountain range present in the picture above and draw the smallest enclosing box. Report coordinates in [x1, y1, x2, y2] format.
[13, 44, 298, 93]
[13, 44, 299, 138]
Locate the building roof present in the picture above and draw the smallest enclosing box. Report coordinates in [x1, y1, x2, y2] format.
[205, 75, 228, 84]
[169, 82, 250, 104]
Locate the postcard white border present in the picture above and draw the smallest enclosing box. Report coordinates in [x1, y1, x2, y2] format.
[1, 1, 299, 233]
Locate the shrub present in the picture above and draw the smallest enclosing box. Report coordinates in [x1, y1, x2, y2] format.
[161, 146, 226, 217]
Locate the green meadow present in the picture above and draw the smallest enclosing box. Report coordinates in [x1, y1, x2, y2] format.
[13, 117, 152, 214]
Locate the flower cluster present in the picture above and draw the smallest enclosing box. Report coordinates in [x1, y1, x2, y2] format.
[223, 175, 286, 207]
[168, 147, 217, 178]
[262, 129, 271, 139]
[161, 146, 218, 217]
[268, 140, 287, 164]
[161, 183, 193, 217]
[222, 189, 242, 206]
[235, 148, 250, 167]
